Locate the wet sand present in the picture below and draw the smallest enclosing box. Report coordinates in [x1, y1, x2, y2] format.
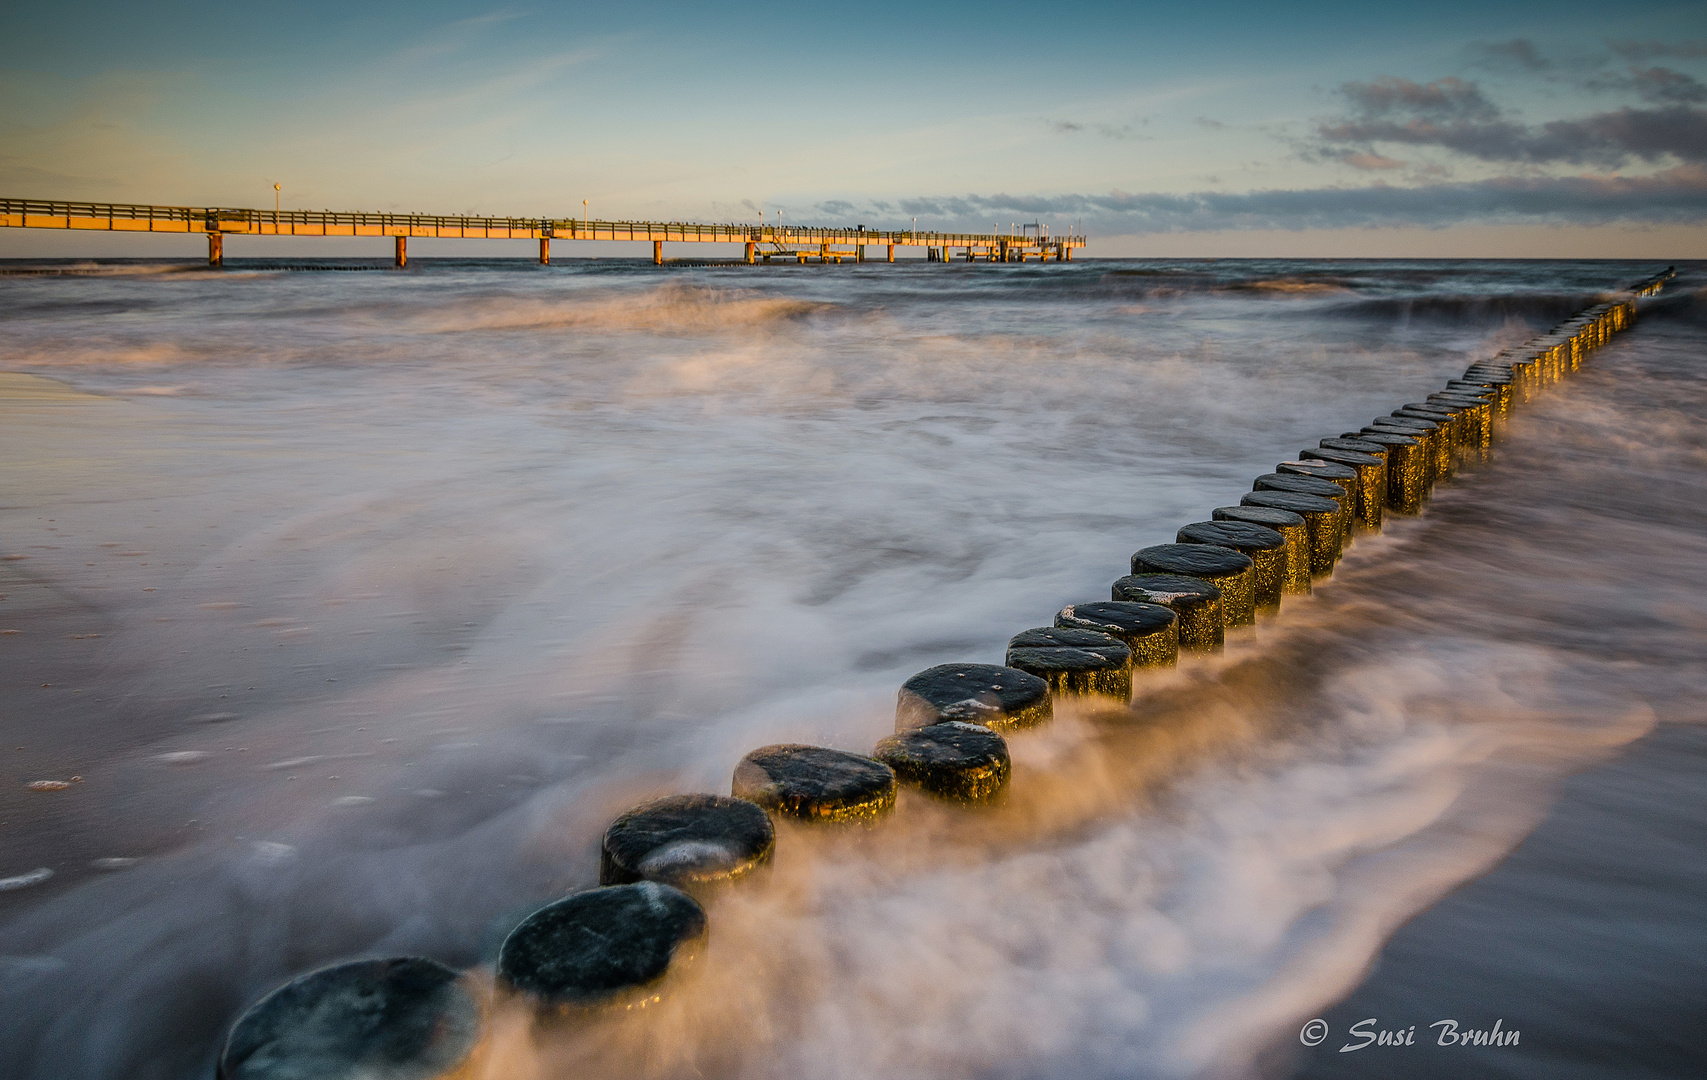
[1289, 723, 1707, 1080]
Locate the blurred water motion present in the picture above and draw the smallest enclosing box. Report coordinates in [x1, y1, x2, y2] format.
[0, 257, 1701, 1080]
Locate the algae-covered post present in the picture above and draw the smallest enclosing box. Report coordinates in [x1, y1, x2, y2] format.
[217, 958, 484, 1080]
[1252, 473, 1350, 556]
[497, 883, 708, 1013]
[1055, 600, 1180, 667]
[1213, 505, 1311, 594]
[599, 794, 776, 891]
[1350, 430, 1425, 514]
[1112, 573, 1225, 650]
[1005, 626, 1134, 700]
[894, 663, 1053, 732]
[1130, 543, 1256, 627]
[1240, 490, 1343, 576]
[1174, 521, 1287, 615]
[873, 722, 1012, 801]
[732, 744, 898, 822]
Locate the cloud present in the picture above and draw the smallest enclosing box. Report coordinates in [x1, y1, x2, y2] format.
[1588, 66, 1707, 104]
[815, 199, 856, 218]
[1342, 153, 1406, 171]
[1528, 106, 1707, 163]
[887, 167, 1707, 232]
[1195, 116, 1227, 129]
[1469, 39, 1551, 72]
[1338, 77, 1502, 122]
[1315, 115, 1530, 161]
[1045, 119, 1142, 140]
[1608, 40, 1707, 61]
[1314, 75, 1707, 167]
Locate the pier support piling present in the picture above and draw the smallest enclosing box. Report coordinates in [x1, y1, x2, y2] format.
[539, 237, 549, 265]
[887, 244, 895, 263]
[745, 242, 755, 264]
[653, 240, 663, 265]
[394, 236, 407, 268]
[207, 232, 223, 268]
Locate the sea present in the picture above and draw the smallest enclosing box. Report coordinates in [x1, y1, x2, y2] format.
[1, 256, 1702, 1079]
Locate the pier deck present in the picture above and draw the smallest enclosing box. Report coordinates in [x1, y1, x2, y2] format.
[1, 197, 1086, 267]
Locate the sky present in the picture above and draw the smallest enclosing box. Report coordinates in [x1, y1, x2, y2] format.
[2, 0, 1704, 257]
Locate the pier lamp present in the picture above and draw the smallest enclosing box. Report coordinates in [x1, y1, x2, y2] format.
[273, 183, 280, 220]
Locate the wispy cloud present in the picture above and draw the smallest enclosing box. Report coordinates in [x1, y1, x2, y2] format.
[1342, 153, 1405, 171]
[1338, 77, 1502, 122]
[1587, 67, 1707, 105]
[1608, 40, 1707, 62]
[1043, 118, 1144, 140]
[1468, 39, 1552, 72]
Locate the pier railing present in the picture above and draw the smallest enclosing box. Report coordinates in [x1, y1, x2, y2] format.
[0, 196, 1084, 251]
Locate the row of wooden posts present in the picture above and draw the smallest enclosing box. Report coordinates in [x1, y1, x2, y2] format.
[217, 268, 1675, 1080]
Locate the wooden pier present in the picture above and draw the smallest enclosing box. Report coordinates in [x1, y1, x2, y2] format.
[0, 197, 1087, 267]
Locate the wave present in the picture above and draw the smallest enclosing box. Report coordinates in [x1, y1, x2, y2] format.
[0, 340, 203, 369]
[413, 283, 836, 335]
[1319, 292, 1594, 323]
[1224, 278, 1357, 295]
[0, 262, 198, 278]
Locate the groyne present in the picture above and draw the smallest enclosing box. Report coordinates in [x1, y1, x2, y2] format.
[214, 267, 1676, 1079]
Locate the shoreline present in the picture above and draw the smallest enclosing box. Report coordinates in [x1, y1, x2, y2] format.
[1285, 720, 1707, 1079]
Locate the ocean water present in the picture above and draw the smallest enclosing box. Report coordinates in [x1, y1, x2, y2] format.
[0, 257, 1700, 1079]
